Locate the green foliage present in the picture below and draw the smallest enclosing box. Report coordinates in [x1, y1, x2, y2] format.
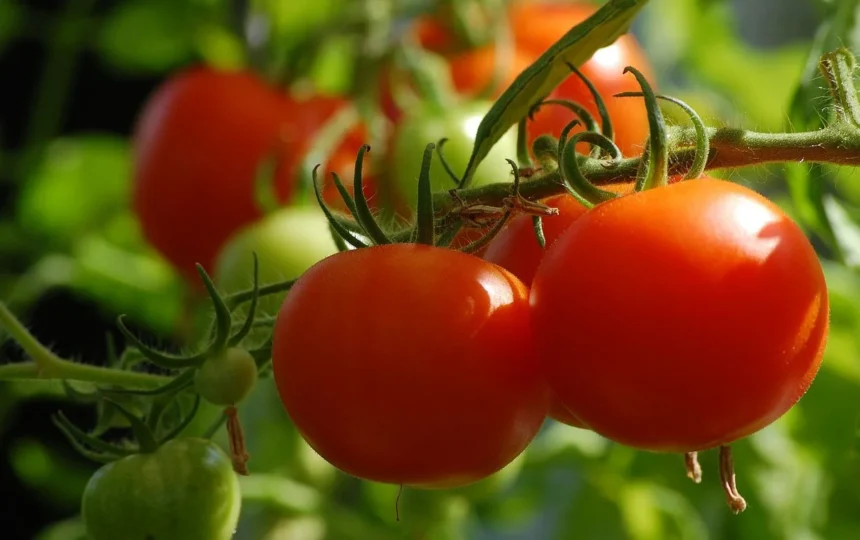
[98, 0, 197, 74]
[3, 1, 860, 539]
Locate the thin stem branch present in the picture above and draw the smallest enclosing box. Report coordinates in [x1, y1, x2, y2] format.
[434, 125, 860, 213]
[0, 303, 170, 388]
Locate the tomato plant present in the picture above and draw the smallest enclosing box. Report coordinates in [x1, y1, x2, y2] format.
[81, 438, 241, 540]
[132, 67, 362, 284]
[530, 178, 829, 452]
[213, 206, 341, 316]
[271, 244, 547, 487]
[389, 100, 518, 213]
[390, 2, 653, 156]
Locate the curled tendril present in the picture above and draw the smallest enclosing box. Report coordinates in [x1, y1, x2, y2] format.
[416, 143, 436, 246]
[330, 172, 359, 218]
[531, 134, 560, 171]
[311, 164, 368, 250]
[616, 92, 710, 180]
[565, 62, 614, 144]
[351, 145, 392, 245]
[516, 118, 531, 167]
[435, 138, 462, 186]
[558, 119, 583, 162]
[622, 66, 669, 191]
[559, 131, 622, 206]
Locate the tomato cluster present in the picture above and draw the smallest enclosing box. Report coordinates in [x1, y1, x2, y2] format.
[118, 0, 829, 515]
[267, 176, 827, 489]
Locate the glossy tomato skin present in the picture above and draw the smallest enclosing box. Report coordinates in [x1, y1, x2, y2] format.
[390, 101, 518, 214]
[483, 193, 592, 429]
[82, 438, 241, 540]
[484, 181, 673, 429]
[213, 206, 340, 316]
[133, 67, 361, 283]
[530, 179, 829, 452]
[272, 244, 548, 488]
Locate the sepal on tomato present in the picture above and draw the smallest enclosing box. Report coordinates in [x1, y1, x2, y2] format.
[621, 66, 669, 191]
[615, 92, 710, 180]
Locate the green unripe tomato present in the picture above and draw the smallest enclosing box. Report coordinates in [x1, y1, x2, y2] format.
[391, 100, 518, 211]
[82, 438, 241, 540]
[195, 347, 258, 406]
[214, 206, 339, 316]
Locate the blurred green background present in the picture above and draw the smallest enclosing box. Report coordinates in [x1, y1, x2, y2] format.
[2, 0, 860, 539]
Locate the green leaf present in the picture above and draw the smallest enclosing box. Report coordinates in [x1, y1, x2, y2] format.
[17, 136, 130, 249]
[193, 22, 246, 70]
[784, 164, 842, 261]
[70, 234, 184, 335]
[823, 195, 860, 268]
[98, 0, 195, 74]
[459, 0, 650, 187]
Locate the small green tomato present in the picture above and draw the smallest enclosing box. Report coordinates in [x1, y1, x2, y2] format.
[213, 206, 340, 317]
[195, 347, 258, 406]
[82, 438, 241, 540]
[391, 100, 518, 211]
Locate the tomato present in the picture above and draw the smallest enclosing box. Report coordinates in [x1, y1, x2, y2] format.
[82, 438, 241, 540]
[213, 206, 340, 316]
[133, 66, 362, 284]
[272, 244, 547, 487]
[530, 179, 829, 452]
[484, 194, 589, 285]
[195, 347, 258, 406]
[388, 2, 653, 157]
[390, 101, 518, 213]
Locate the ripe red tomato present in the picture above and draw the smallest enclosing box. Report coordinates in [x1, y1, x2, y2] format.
[484, 185, 632, 429]
[530, 178, 829, 452]
[272, 244, 547, 487]
[483, 194, 589, 285]
[385, 2, 653, 156]
[133, 66, 363, 283]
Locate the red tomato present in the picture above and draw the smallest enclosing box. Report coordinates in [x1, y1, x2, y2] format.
[483, 182, 653, 286]
[384, 2, 653, 156]
[272, 244, 548, 487]
[483, 194, 589, 285]
[530, 179, 829, 452]
[133, 67, 363, 283]
[483, 184, 631, 429]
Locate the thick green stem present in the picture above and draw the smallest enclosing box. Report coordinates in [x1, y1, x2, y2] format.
[434, 124, 860, 213]
[0, 303, 169, 387]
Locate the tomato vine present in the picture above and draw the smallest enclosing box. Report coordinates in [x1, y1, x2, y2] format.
[1, 0, 859, 526]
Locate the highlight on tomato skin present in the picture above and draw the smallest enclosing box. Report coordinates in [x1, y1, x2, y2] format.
[529, 178, 829, 453]
[271, 244, 549, 488]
